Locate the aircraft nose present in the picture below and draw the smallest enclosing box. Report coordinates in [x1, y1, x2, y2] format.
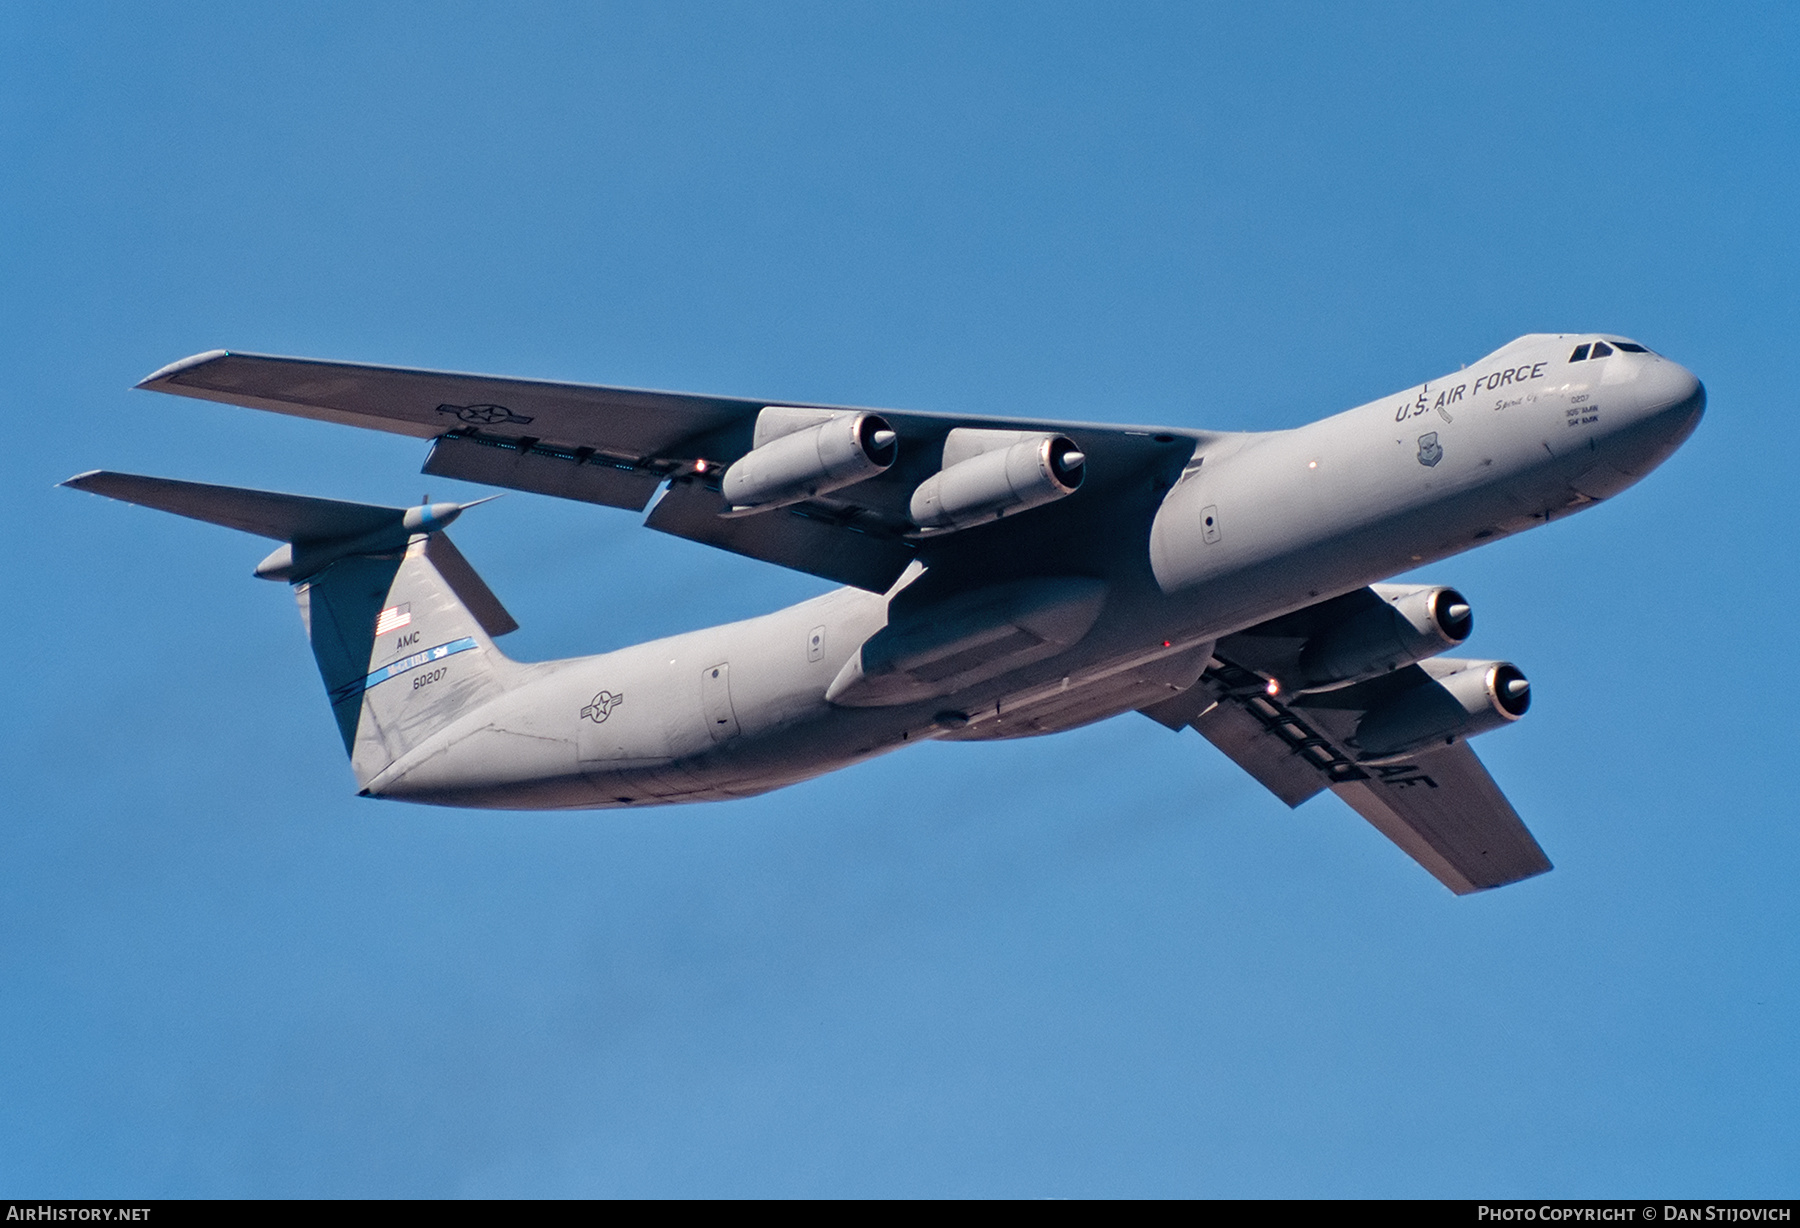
[1590, 355, 1704, 486]
[1638, 356, 1703, 413]
[1637, 357, 1706, 446]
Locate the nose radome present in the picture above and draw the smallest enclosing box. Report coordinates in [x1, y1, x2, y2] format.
[1635, 356, 1704, 420]
[1649, 361, 1705, 451]
[1595, 357, 1705, 484]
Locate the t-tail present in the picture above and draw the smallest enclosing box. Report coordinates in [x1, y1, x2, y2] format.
[61, 471, 520, 790]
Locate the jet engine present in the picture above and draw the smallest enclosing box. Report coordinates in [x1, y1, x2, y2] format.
[1353, 659, 1531, 762]
[721, 407, 897, 513]
[1295, 585, 1473, 691]
[909, 429, 1085, 531]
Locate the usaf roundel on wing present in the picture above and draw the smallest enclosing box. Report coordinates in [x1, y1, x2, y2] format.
[437, 402, 534, 426]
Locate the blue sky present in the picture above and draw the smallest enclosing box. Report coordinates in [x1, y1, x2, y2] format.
[3, 1, 1796, 1197]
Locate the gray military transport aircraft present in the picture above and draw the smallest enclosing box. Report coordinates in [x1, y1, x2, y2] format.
[64, 334, 1703, 894]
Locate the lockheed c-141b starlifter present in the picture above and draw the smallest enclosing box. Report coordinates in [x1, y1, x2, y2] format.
[66, 334, 1703, 894]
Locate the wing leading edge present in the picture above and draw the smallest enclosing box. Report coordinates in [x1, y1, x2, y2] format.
[136, 350, 763, 458]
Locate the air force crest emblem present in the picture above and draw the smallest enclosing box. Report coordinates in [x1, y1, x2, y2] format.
[1417, 432, 1443, 467]
[581, 690, 624, 723]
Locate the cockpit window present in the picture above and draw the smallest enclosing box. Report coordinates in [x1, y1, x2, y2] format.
[1571, 339, 1651, 361]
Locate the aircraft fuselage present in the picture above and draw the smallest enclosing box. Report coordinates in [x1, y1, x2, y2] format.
[363, 333, 1703, 809]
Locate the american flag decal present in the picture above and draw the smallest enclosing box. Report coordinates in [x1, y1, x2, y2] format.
[375, 603, 412, 635]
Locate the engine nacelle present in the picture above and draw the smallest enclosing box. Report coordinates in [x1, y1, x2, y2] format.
[1353, 659, 1531, 763]
[721, 407, 897, 513]
[909, 429, 1085, 531]
[1295, 585, 1472, 691]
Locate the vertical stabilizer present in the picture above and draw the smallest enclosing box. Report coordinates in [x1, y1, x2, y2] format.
[298, 537, 521, 787]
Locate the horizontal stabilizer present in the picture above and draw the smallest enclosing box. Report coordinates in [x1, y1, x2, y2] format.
[62, 470, 401, 543]
[63, 470, 517, 637]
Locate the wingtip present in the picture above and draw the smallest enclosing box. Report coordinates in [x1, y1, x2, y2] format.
[136, 349, 231, 389]
[59, 470, 106, 490]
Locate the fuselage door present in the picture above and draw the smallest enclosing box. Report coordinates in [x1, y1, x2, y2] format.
[702, 662, 741, 742]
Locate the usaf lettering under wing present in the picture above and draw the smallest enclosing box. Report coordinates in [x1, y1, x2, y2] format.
[64, 333, 1704, 893]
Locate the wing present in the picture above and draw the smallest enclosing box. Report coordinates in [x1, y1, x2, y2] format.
[1327, 743, 1550, 896]
[138, 351, 1209, 592]
[1141, 599, 1552, 894]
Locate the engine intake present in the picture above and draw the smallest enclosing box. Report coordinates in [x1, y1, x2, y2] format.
[1295, 585, 1472, 691]
[910, 430, 1085, 531]
[1353, 659, 1530, 762]
[721, 407, 897, 513]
